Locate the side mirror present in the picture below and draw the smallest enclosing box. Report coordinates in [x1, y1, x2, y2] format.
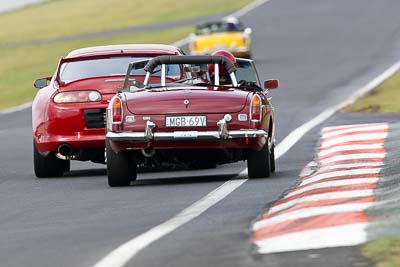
[264, 79, 279, 90]
[34, 77, 51, 89]
[244, 27, 252, 35]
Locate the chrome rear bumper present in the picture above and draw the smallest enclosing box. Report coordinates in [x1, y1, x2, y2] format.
[106, 129, 267, 141]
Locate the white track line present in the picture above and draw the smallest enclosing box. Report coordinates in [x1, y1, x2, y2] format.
[255, 223, 368, 254]
[93, 179, 247, 267]
[0, 102, 32, 115]
[229, 0, 271, 17]
[253, 202, 373, 230]
[93, 7, 400, 267]
[269, 190, 374, 214]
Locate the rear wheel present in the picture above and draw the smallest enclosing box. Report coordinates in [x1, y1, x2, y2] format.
[33, 141, 69, 178]
[106, 140, 136, 187]
[247, 144, 271, 178]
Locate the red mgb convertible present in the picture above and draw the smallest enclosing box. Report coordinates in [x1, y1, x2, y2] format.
[32, 44, 184, 178]
[106, 52, 278, 186]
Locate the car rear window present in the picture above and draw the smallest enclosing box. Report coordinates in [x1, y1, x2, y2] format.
[60, 57, 148, 82]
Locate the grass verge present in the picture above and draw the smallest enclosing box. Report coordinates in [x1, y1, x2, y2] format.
[363, 238, 400, 267]
[344, 71, 400, 113]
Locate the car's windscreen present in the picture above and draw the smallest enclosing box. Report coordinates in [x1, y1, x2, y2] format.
[60, 57, 151, 82]
[196, 22, 244, 35]
[129, 62, 182, 79]
[236, 60, 259, 85]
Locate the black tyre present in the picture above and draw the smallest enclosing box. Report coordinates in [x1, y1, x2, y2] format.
[247, 145, 271, 178]
[270, 143, 276, 173]
[106, 140, 136, 187]
[33, 141, 68, 178]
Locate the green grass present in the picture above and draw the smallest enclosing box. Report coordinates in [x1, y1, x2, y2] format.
[344, 71, 400, 113]
[0, 0, 253, 110]
[363, 238, 400, 267]
[0, 0, 252, 44]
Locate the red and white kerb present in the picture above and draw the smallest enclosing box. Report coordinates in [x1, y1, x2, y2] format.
[252, 123, 388, 254]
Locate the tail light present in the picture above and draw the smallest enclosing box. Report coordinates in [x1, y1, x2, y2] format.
[107, 96, 123, 132]
[53, 90, 101, 103]
[250, 94, 262, 122]
[112, 97, 122, 124]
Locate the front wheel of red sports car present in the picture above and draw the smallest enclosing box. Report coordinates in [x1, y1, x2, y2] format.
[33, 141, 69, 178]
[247, 145, 271, 178]
[106, 140, 137, 187]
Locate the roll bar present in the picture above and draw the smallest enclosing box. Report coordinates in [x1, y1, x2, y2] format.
[142, 55, 238, 87]
[144, 55, 237, 74]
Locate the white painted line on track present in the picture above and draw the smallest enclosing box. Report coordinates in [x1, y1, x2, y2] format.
[253, 202, 373, 230]
[93, 179, 247, 267]
[318, 143, 384, 157]
[288, 178, 379, 198]
[319, 153, 386, 165]
[321, 124, 388, 139]
[0, 102, 32, 115]
[302, 168, 381, 186]
[321, 133, 388, 148]
[254, 223, 368, 254]
[270, 190, 374, 214]
[229, 0, 271, 18]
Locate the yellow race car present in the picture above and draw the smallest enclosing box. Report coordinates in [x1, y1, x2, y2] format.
[188, 17, 252, 58]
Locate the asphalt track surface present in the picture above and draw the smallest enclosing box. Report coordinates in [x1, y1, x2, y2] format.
[1, 1, 400, 267]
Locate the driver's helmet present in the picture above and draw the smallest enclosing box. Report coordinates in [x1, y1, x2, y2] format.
[208, 50, 237, 77]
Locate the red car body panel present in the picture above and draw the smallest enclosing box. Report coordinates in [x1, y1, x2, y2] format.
[32, 44, 184, 160]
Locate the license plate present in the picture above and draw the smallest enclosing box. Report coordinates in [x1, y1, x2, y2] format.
[165, 115, 207, 127]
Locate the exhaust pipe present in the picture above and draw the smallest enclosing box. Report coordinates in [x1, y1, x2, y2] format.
[56, 144, 74, 160]
[141, 145, 156, 158]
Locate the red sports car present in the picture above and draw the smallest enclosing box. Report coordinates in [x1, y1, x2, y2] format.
[32, 44, 184, 178]
[105, 51, 278, 186]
